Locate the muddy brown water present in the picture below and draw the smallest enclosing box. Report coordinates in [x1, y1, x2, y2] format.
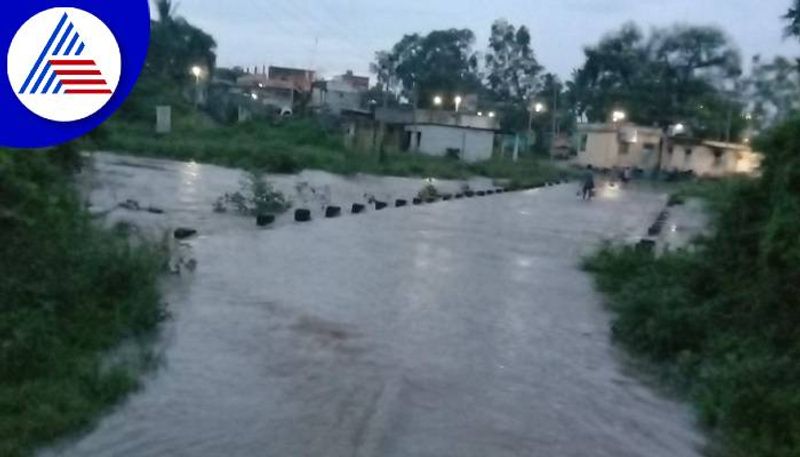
[42, 153, 704, 457]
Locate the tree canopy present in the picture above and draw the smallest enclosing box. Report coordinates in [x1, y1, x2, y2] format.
[571, 23, 741, 135]
[374, 29, 480, 108]
[147, 0, 217, 83]
[485, 20, 543, 103]
[745, 56, 800, 130]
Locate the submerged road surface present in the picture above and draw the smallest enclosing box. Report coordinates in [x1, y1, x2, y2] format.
[45, 155, 704, 457]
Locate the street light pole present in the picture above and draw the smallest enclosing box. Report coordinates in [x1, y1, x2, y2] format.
[191, 66, 202, 107]
[551, 83, 558, 159]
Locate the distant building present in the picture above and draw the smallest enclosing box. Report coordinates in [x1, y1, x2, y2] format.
[268, 66, 315, 93]
[376, 108, 500, 163]
[663, 139, 763, 177]
[236, 73, 296, 113]
[340, 70, 369, 91]
[575, 123, 762, 177]
[312, 71, 370, 115]
[576, 123, 664, 171]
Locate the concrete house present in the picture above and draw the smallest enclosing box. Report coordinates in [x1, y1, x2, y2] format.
[311, 71, 370, 115]
[268, 66, 315, 93]
[236, 73, 296, 113]
[576, 122, 762, 177]
[576, 123, 664, 171]
[662, 139, 763, 177]
[376, 108, 500, 163]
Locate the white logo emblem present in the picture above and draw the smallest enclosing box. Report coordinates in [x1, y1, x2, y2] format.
[7, 8, 121, 122]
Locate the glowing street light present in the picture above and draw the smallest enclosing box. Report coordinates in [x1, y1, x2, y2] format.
[190, 66, 204, 106]
[454, 95, 463, 112]
[488, 111, 496, 118]
[611, 110, 626, 123]
[433, 95, 443, 107]
[191, 65, 203, 84]
[534, 102, 545, 113]
[477, 111, 483, 117]
[250, 92, 258, 101]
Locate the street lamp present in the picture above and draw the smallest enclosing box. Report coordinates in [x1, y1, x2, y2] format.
[454, 95, 463, 113]
[191, 66, 202, 84]
[190, 66, 204, 106]
[488, 111, 496, 118]
[534, 102, 545, 113]
[433, 95, 443, 107]
[612, 110, 626, 123]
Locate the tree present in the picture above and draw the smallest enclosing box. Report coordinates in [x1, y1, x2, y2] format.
[571, 23, 651, 123]
[785, 0, 800, 39]
[372, 29, 480, 108]
[570, 23, 743, 139]
[147, 0, 217, 84]
[745, 55, 800, 130]
[485, 20, 543, 103]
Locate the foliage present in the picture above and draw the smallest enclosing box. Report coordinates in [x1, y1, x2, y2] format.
[147, 0, 217, 84]
[0, 148, 164, 457]
[571, 23, 742, 138]
[785, 0, 800, 39]
[91, 112, 563, 186]
[373, 29, 481, 108]
[584, 115, 800, 457]
[416, 183, 441, 200]
[216, 171, 291, 216]
[745, 55, 800, 131]
[485, 20, 542, 103]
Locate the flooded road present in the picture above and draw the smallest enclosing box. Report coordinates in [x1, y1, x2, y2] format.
[45, 153, 703, 457]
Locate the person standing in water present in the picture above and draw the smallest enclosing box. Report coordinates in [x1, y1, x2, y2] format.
[581, 171, 596, 201]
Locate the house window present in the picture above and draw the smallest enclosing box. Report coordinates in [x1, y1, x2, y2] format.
[643, 143, 656, 155]
[619, 142, 630, 154]
[685, 148, 693, 164]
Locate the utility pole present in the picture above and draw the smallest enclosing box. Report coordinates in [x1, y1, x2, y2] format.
[551, 82, 558, 159]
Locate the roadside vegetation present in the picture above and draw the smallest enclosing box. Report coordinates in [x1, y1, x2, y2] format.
[0, 147, 165, 457]
[92, 113, 565, 188]
[583, 117, 800, 457]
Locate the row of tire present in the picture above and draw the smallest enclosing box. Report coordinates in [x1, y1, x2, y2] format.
[255, 181, 567, 226]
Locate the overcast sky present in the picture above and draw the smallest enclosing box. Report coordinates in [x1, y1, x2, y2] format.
[161, 0, 800, 81]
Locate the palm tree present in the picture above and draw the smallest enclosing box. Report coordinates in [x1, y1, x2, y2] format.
[147, 0, 217, 83]
[153, 0, 175, 25]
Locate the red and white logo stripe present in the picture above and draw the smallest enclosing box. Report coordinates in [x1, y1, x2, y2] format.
[49, 58, 111, 94]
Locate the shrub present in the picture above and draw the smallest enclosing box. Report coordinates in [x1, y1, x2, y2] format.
[0, 148, 164, 457]
[584, 118, 800, 457]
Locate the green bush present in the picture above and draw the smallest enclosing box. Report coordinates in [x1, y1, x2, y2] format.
[584, 117, 800, 457]
[0, 148, 164, 457]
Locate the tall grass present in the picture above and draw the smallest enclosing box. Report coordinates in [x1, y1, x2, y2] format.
[0, 148, 165, 457]
[90, 113, 564, 187]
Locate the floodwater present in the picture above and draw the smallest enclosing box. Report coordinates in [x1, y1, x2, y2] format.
[43, 153, 704, 457]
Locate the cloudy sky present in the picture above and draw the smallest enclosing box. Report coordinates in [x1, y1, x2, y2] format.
[161, 0, 799, 81]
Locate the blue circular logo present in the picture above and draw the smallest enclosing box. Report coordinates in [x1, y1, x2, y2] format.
[0, 2, 149, 148]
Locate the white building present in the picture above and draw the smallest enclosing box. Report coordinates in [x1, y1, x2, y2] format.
[312, 71, 370, 115]
[376, 108, 500, 163]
